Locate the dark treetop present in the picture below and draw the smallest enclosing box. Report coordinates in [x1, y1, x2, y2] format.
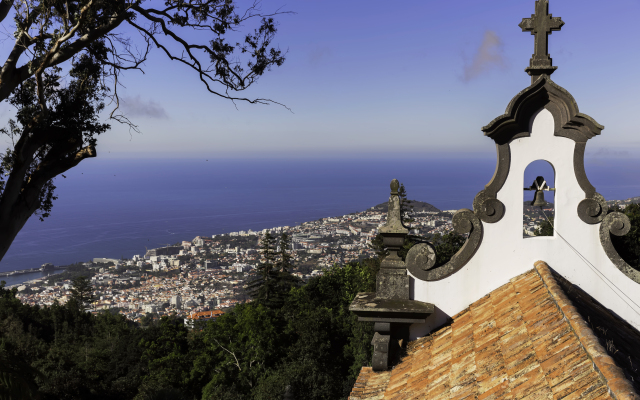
[519, 0, 564, 80]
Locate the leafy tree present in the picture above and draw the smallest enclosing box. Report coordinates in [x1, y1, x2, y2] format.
[0, 278, 149, 399]
[0, 336, 44, 400]
[534, 217, 554, 237]
[198, 261, 377, 400]
[0, 1, 290, 262]
[431, 232, 466, 268]
[0, 259, 382, 400]
[136, 317, 195, 399]
[612, 203, 640, 269]
[200, 303, 282, 400]
[140, 313, 156, 328]
[274, 262, 376, 399]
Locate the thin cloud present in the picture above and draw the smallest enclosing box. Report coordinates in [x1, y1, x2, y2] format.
[121, 95, 169, 119]
[308, 45, 331, 66]
[462, 31, 507, 82]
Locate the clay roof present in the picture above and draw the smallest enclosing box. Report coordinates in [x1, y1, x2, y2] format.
[348, 261, 639, 400]
[186, 310, 224, 320]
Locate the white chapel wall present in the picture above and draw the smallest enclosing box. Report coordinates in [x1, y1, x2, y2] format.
[410, 109, 640, 339]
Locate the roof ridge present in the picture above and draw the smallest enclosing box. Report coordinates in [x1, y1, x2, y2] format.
[534, 260, 640, 400]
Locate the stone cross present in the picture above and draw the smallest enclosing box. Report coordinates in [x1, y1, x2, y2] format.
[519, 0, 564, 81]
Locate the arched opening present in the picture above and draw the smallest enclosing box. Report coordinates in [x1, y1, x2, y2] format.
[523, 160, 555, 238]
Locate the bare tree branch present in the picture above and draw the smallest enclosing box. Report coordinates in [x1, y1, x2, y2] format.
[212, 338, 242, 371]
[0, 0, 292, 262]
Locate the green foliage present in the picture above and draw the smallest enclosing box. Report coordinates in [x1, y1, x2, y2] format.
[276, 233, 293, 273]
[398, 183, 414, 228]
[398, 237, 415, 261]
[69, 276, 95, 311]
[612, 203, 640, 269]
[431, 232, 466, 267]
[534, 217, 554, 237]
[46, 264, 94, 285]
[0, 1, 290, 264]
[136, 317, 201, 400]
[369, 233, 388, 259]
[246, 232, 277, 303]
[0, 340, 43, 400]
[248, 232, 302, 310]
[200, 303, 281, 399]
[0, 279, 148, 399]
[0, 260, 379, 400]
[2, 46, 110, 221]
[200, 261, 376, 399]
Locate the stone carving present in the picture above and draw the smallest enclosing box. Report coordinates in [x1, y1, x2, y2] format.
[348, 180, 433, 371]
[577, 193, 608, 224]
[377, 179, 409, 271]
[482, 77, 603, 144]
[480, 76, 606, 228]
[519, 0, 564, 81]
[599, 212, 640, 284]
[406, 209, 483, 281]
[473, 189, 506, 224]
[371, 324, 390, 372]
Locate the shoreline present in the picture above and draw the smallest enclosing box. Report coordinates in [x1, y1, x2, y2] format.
[0, 265, 67, 277]
[1, 269, 65, 288]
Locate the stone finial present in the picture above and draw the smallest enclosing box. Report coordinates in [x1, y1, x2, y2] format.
[520, 0, 564, 81]
[390, 178, 399, 195]
[348, 180, 434, 372]
[379, 180, 409, 270]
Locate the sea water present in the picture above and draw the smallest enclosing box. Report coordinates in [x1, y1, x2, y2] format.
[1, 157, 638, 274]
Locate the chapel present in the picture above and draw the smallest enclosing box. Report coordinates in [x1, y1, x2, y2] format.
[348, 1, 640, 398]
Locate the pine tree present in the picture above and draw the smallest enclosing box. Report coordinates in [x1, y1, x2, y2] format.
[247, 232, 277, 303]
[276, 233, 293, 273]
[247, 231, 302, 309]
[369, 233, 388, 259]
[398, 183, 414, 229]
[69, 276, 95, 311]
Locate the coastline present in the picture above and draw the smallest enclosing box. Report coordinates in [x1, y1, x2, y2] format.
[3, 157, 640, 273]
[1, 270, 64, 288]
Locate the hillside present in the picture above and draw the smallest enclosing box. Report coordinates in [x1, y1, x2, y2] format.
[607, 196, 640, 207]
[370, 200, 440, 213]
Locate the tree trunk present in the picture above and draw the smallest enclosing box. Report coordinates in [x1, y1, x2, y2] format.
[0, 129, 96, 263]
[0, 190, 41, 263]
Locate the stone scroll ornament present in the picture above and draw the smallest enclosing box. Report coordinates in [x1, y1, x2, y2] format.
[406, 210, 483, 282]
[600, 212, 640, 284]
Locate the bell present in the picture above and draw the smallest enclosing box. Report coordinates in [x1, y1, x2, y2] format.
[531, 190, 546, 207]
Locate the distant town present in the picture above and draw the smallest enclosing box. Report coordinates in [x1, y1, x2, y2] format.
[7, 196, 637, 327]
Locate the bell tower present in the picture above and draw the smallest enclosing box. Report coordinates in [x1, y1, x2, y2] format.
[402, 0, 639, 337]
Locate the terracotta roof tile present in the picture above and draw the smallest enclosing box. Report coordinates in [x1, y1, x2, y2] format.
[348, 263, 639, 400]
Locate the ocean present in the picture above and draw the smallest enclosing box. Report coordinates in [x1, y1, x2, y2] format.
[1, 157, 639, 275]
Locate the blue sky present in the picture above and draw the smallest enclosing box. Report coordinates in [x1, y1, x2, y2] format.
[3, 0, 640, 159]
